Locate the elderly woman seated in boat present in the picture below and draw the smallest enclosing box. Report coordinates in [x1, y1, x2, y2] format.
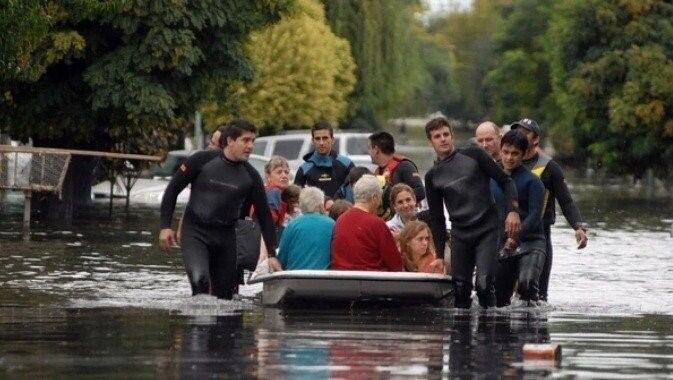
[331, 175, 404, 271]
[398, 221, 447, 274]
[276, 186, 334, 270]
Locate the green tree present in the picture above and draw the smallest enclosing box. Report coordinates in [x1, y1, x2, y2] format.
[485, 0, 555, 126]
[547, 0, 673, 178]
[1, 0, 288, 154]
[204, 0, 356, 134]
[323, 0, 426, 129]
[401, 15, 458, 117]
[430, 0, 507, 122]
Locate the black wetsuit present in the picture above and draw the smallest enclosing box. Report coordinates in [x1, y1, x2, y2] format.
[160, 150, 276, 299]
[294, 150, 354, 198]
[425, 146, 518, 308]
[491, 165, 546, 306]
[523, 153, 583, 301]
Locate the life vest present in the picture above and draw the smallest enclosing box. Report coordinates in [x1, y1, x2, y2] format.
[375, 154, 410, 185]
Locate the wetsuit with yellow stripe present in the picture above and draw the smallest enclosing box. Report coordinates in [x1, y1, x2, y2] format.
[522, 152, 583, 301]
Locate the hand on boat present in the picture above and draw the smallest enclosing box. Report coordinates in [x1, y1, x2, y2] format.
[575, 228, 588, 249]
[504, 211, 521, 240]
[268, 257, 283, 273]
[158, 228, 178, 254]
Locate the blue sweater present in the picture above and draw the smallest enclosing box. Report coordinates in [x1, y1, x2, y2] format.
[491, 165, 545, 246]
[277, 213, 334, 270]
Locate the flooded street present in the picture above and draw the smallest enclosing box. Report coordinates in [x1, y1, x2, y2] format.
[1, 181, 672, 378]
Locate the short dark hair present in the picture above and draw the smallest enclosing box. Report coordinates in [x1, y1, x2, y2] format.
[281, 184, 302, 203]
[311, 121, 333, 138]
[425, 117, 453, 139]
[219, 119, 257, 147]
[368, 131, 395, 154]
[500, 130, 529, 153]
[329, 199, 353, 221]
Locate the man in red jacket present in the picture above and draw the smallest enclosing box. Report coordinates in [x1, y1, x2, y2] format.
[332, 175, 410, 271]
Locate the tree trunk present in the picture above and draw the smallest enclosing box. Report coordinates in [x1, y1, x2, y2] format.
[45, 164, 74, 226]
[71, 157, 94, 210]
[42, 156, 94, 226]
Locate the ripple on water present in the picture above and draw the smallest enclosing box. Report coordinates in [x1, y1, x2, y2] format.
[549, 225, 673, 315]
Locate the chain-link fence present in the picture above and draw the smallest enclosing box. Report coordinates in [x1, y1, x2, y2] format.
[0, 149, 71, 197]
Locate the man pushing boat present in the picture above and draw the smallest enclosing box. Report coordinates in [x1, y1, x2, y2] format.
[158, 119, 281, 299]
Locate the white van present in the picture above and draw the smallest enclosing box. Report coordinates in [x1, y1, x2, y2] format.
[253, 131, 375, 170]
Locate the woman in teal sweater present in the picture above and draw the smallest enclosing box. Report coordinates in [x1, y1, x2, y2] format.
[277, 186, 334, 270]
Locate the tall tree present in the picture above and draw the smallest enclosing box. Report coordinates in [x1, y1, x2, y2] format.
[547, 0, 673, 178]
[1, 0, 288, 154]
[203, 0, 356, 135]
[401, 14, 459, 117]
[430, 0, 507, 122]
[485, 0, 555, 125]
[323, 0, 426, 129]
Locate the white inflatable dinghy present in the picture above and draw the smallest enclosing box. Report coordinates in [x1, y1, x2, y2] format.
[248, 270, 452, 306]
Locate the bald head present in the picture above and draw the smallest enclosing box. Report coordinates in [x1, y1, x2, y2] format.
[475, 121, 501, 161]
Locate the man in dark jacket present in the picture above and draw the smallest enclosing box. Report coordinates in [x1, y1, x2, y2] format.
[294, 122, 354, 198]
[491, 130, 546, 306]
[368, 131, 425, 202]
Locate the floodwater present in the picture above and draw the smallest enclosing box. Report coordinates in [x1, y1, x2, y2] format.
[1, 180, 672, 378]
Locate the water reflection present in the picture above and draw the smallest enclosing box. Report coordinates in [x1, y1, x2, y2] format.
[160, 314, 258, 378]
[1, 181, 673, 377]
[1, 306, 673, 377]
[252, 307, 555, 378]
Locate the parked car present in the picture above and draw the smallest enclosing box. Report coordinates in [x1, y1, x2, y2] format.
[91, 152, 279, 202]
[253, 131, 376, 171]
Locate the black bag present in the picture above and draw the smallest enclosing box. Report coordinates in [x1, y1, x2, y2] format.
[235, 219, 261, 271]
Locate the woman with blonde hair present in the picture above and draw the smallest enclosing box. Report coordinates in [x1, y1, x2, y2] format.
[398, 221, 447, 274]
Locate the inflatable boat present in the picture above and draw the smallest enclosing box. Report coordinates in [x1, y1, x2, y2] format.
[248, 270, 452, 306]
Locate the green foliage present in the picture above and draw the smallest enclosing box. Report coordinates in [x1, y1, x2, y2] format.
[485, 0, 555, 127]
[547, 0, 673, 178]
[0, 0, 95, 83]
[323, 0, 427, 128]
[204, 0, 356, 134]
[1, 0, 287, 154]
[401, 16, 458, 117]
[429, 0, 507, 122]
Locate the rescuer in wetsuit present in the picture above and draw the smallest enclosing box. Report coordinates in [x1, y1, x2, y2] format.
[511, 118, 588, 302]
[367, 131, 425, 216]
[159, 119, 281, 299]
[491, 130, 546, 306]
[424, 117, 521, 309]
[294, 122, 354, 198]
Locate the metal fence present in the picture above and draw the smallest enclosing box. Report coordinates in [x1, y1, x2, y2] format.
[0, 147, 71, 197]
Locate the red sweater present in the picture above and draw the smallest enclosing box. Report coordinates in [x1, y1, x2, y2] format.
[331, 208, 404, 271]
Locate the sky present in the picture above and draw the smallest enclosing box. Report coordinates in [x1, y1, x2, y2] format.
[424, 0, 473, 13]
